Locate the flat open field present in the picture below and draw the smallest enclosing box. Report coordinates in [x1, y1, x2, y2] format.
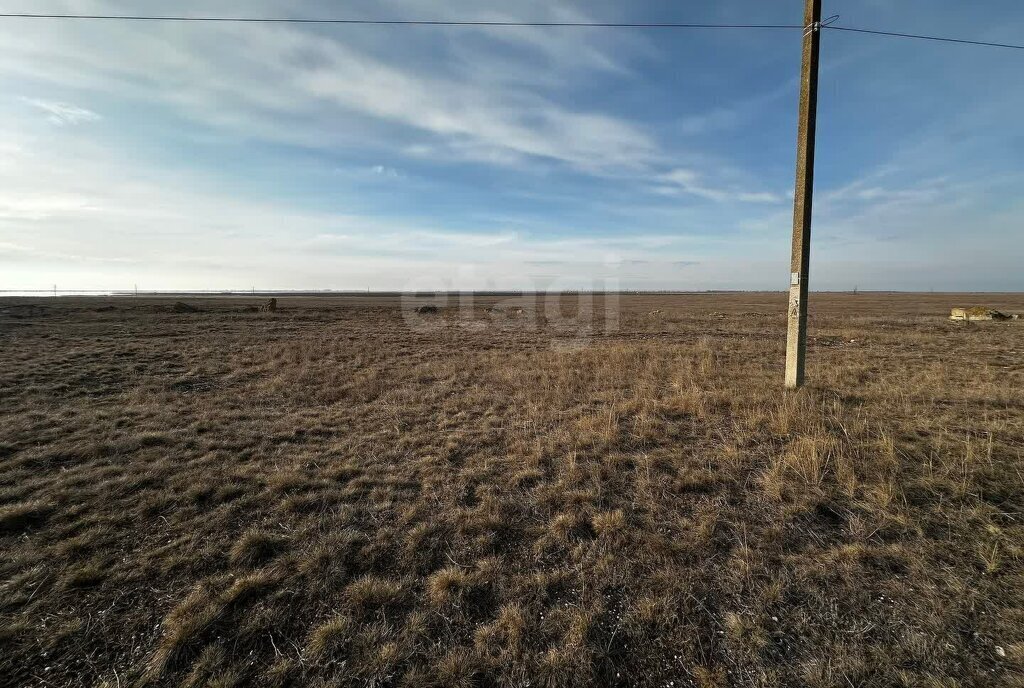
[1, 293, 1023, 687]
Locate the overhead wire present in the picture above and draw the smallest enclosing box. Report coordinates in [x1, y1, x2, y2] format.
[0, 12, 1021, 50]
[823, 25, 1024, 51]
[0, 14, 803, 29]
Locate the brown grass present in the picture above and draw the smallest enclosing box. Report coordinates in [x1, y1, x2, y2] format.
[0, 292, 1022, 686]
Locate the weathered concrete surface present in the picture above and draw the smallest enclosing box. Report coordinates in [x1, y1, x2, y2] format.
[785, 0, 823, 389]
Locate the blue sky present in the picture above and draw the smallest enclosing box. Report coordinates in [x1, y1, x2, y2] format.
[1, 0, 1022, 291]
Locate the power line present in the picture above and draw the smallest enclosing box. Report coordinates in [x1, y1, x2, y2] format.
[824, 25, 1024, 51]
[1, 12, 1021, 51]
[0, 14, 801, 29]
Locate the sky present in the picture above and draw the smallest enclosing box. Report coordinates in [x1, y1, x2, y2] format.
[0, 0, 1022, 292]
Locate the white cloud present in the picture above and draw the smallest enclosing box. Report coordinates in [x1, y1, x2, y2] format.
[821, 170, 950, 207]
[291, 37, 657, 171]
[0, 193, 102, 220]
[3, 1, 1016, 291]
[20, 97, 100, 126]
[0, 2, 656, 173]
[370, 165, 401, 178]
[0, 123, 706, 290]
[658, 168, 783, 204]
[0, 240, 30, 253]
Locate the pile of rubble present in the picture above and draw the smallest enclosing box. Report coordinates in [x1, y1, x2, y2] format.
[950, 307, 1018, 322]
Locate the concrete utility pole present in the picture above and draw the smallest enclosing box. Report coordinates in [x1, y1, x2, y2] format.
[785, 0, 822, 389]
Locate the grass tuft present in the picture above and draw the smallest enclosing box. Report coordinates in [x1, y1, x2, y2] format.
[228, 530, 289, 568]
[306, 615, 353, 659]
[0, 499, 54, 533]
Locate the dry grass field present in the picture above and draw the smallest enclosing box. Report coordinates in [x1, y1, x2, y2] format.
[1, 292, 1023, 687]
